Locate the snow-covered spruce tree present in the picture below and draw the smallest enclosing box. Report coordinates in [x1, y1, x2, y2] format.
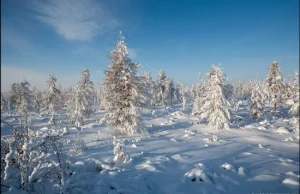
[14, 81, 33, 134]
[264, 61, 285, 112]
[32, 87, 41, 115]
[102, 32, 147, 135]
[200, 65, 231, 130]
[192, 73, 205, 116]
[43, 74, 61, 126]
[156, 70, 167, 105]
[174, 82, 182, 104]
[178, 83, 187, 111]
[288, 71, 299, 115]
[162, 77, 175, 106]
[139, 71, 155, 107]
[8, 83, 20, 115]
[73, 68, 95, 126]
[66, 87, 79, 125]
[1, 93, 8, 113]
[99, 83, 106, 110]
[250, 80, 264, 120]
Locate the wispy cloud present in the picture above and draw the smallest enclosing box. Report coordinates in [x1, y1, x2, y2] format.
[30, 0, 119, 41]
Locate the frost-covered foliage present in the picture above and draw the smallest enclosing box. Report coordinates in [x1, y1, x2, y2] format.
[1, 93, 8, 113]
[174, 83, 182, 104]
[32, 87, 41, 114]
[250, 80, 264, 120]
[77, 68, 95, 118]
[234, 81, 245, 100]
[7, 83, 19, 114]
[112, 136, 130, 165]
[137, 71, 154, 107]
[201, 65, 231, 130]
[178, 83, 187, 111]
[163, 77, 175, 106]
[192, 73, 205, 116]
[288, 71, 299, 115]
[289, 117, 299, 137]
[66, 69, 95, 127]
[43, 75, 61, 126]
[11, 81, 33, 131]
[69, 131, 87, 154]
[2, 127, 68, 193]
[264, 61, 285, 112]
[156, 70, 167, 105]
[102, 32, 147, 135]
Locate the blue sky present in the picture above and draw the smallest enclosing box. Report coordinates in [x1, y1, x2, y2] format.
[1, 0, 299, 91]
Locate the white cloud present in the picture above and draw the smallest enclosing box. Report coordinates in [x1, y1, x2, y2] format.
[30, 0, 119, 41]
[1, 65, 80, 92]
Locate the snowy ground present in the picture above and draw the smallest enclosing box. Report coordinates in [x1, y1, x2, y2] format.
[1, 104, 299, 194]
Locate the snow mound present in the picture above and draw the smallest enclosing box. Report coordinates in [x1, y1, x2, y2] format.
[282, 178, 300, 186]
[184, 163, 214, 184]
[221, 163, 236, 172]
[238, 167, 246, 176]
[130, 144, 137, 148]
[250, 174, 280, 181]
[283, 137, 295, 141]
[275, 127, 289, 134]
[171, 111, 185, 116]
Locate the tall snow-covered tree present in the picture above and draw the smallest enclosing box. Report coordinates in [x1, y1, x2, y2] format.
[250, 80, 264, 120]
[77, 68, 95, 119]
[288, 71, 299, 115]
[43, 75, 61, 126]
[163, 77, 175, 106]
[8, 83, 19, 114]
[192, 73, 205, 116]
[66, 69, 95, 127]
[32, 87, 41, 114]
[139, 71, 155, 107]
[264, 61, 285, 112]
[14, 81, 33, 133]
[174, 83, 182, 104]
[102, 32, 147, 135]
[156, 70, 167, 105]
[201, 65, 231, 130]
[178, 83, 187, 111]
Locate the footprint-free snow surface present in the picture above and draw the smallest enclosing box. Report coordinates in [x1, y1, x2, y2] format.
[1, 106, 299, 194]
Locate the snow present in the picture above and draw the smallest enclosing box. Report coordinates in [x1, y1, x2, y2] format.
[1, 104, 299, 194]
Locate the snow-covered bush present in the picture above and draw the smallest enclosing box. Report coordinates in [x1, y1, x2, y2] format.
[111, 136, 130, 165]
[250, 80, 264, 120]
[289, 117, 299, 137]
[1, 126, 68, 193]
[288, 71, 299, 115]
[69, 132, 87, 154]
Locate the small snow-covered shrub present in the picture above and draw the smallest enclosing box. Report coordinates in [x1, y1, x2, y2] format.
[211, 134, 219, 142]
[111, 136, 130, 165]
[2, 128, 68, 193]
[184, 163, 214, 184]
[69, 132, 87, 154]
[289, 117, 299, 137]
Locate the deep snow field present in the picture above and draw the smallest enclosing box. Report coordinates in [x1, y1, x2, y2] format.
[1, 103, 299, 194]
